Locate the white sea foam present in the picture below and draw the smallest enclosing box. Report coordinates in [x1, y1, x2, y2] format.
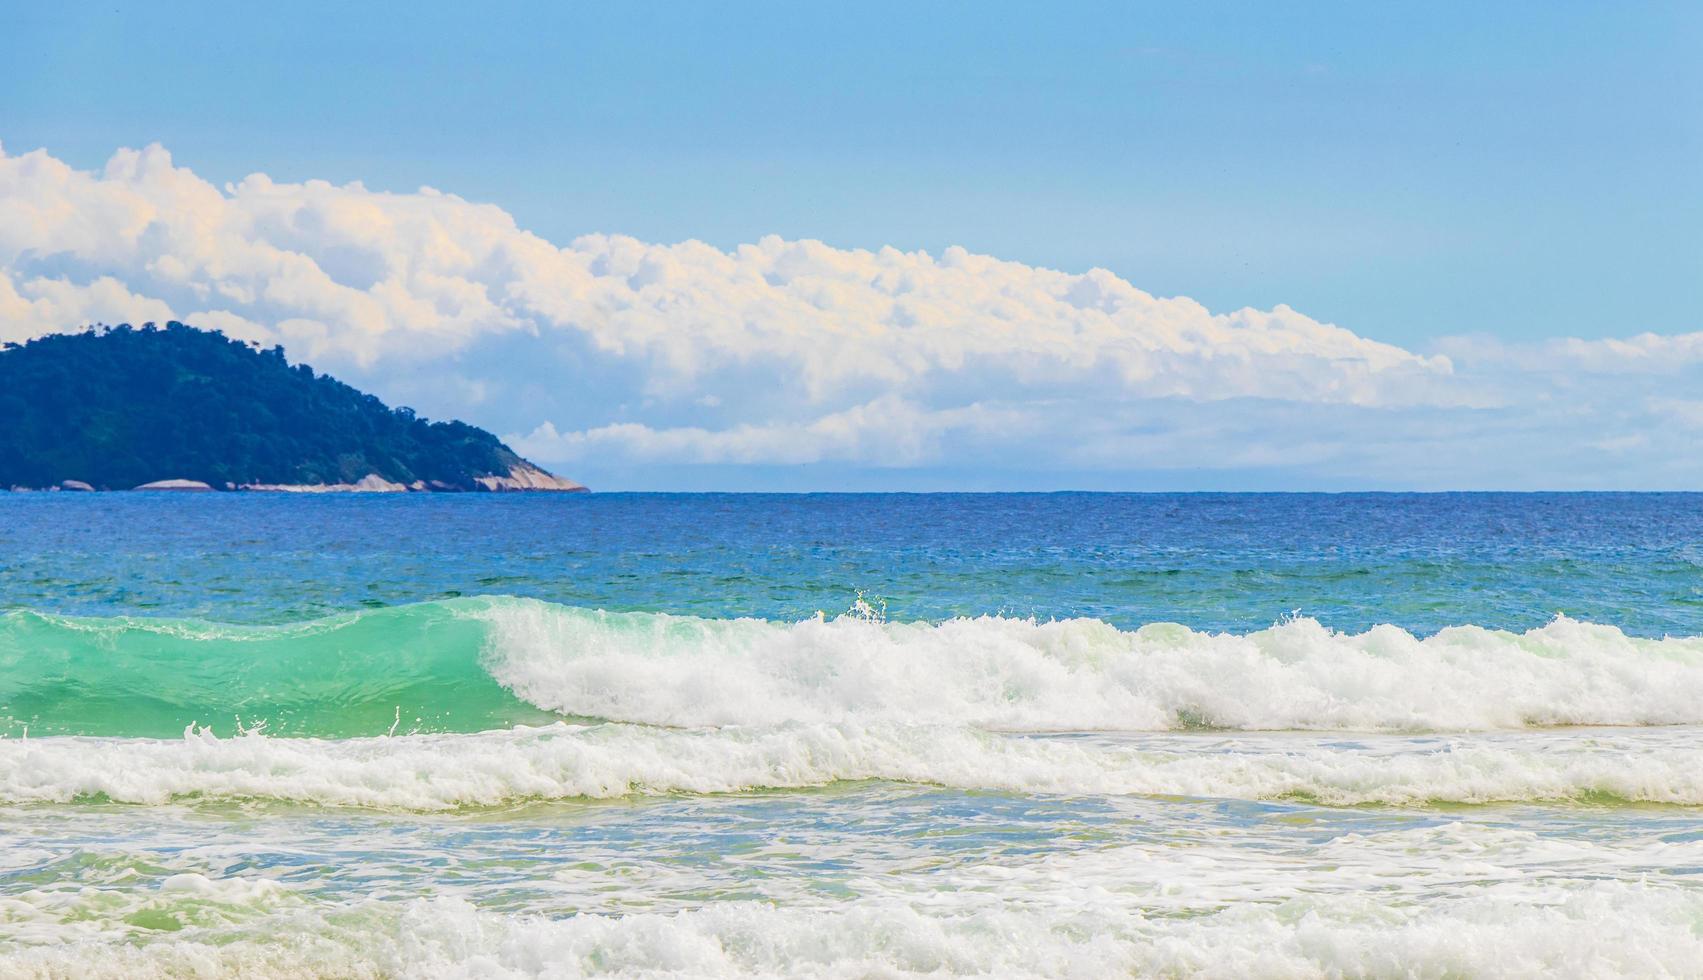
[3, 861, 1700, 978]
[6, 787, 1701, 977]
[474, 600, 1703, 732]
[2, 723, 1701, 810]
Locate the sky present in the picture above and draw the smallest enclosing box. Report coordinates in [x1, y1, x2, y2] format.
[2, 1, 1700, 490]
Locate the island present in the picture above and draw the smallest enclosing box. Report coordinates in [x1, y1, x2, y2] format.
[0, 322, 586, 493]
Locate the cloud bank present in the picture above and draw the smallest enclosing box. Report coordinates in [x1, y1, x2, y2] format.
[2, 142, 1700, 488]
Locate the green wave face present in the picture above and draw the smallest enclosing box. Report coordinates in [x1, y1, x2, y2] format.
[12, 595, 1703, 740]
[0, 600, 560, 737]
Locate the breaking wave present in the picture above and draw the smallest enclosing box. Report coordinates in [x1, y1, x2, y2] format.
[2, 723, 1700, 809]
[7, 596, 1703, 736]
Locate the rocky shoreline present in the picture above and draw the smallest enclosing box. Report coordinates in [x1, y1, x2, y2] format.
[9, 464, 587, 494]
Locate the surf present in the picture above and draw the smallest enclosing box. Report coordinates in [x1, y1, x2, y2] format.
[3, 723, 1701, 810]
[8, 596, 1703, 738]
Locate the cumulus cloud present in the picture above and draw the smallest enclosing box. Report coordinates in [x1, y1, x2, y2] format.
[3, 141, 1700, 486]
[0, 272, 175, 344]
[0, 141, 1452, 401]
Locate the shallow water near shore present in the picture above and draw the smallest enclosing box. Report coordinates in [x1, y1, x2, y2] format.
[3, 493, 1702, 977]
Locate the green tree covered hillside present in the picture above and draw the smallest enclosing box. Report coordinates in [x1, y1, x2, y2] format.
[0, 323, 576, 491]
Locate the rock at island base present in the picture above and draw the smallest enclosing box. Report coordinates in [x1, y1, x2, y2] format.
[236, 467, 585, 492]
[474, 463, 589, 492]
[351, 473, 409, 493]
[18, 468, 586, 494]
[133, 479, 215, 491]
[240, 473, 425, 493]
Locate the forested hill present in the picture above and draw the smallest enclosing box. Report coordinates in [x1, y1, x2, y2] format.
[0, 323, 583, 492]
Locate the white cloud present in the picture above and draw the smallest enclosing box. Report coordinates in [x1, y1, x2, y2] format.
[0, 142, 1451, 405]
[511, 396, 1025, 466]
[1644, 398, 1703, 430]
[1436, 332, 1703, 376]
[4, 141, 1702, 486]
[0, 271, 175, 344]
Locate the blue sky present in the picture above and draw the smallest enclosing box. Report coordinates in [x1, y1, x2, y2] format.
[3, 2, 1701, 489]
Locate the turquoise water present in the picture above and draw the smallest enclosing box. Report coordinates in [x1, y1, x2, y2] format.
[2, 493, 1702, 976]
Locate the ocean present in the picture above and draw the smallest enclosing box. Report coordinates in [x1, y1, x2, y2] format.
[2, 492, 1701, 977]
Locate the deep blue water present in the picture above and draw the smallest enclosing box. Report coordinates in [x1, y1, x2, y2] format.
[4, 491, 1703, 634]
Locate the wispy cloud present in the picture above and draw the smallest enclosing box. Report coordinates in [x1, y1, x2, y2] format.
[511, 396, 1026, 467]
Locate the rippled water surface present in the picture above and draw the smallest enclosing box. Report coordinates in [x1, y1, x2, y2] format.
[2, 493, 1701, 977]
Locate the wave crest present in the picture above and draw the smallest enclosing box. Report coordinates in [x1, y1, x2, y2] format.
[8, 597, 1703, 737]
[481, 600, 1703, 732]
